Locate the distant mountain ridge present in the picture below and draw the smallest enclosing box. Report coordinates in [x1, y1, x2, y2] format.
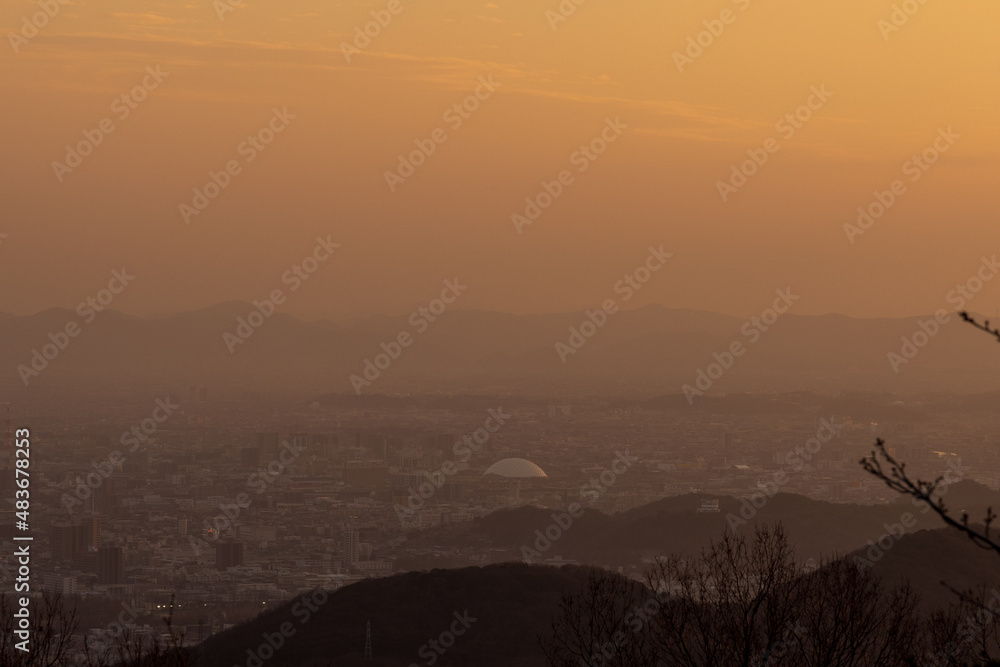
[404, 482, 1000, 569]
[2, 303, 998, 395]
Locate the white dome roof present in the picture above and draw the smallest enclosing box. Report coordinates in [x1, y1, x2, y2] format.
[483, 458, 548, 478]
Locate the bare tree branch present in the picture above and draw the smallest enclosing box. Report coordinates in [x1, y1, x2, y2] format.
[860, 438, 1000, 556]
[959, 311, 1000, 342]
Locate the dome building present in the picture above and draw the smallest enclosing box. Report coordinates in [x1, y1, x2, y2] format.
[483, 458, 548, 503]
[483, 458, 548, 479]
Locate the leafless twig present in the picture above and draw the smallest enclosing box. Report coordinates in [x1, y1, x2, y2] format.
[959, 311, 1000, 342]
[860, 438, 1000, 556]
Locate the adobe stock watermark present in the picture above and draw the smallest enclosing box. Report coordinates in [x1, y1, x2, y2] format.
[72, 599, 143, 664]
[341, 0, 417, 63]
[545, 0, 589, 30]
[579, 592, 668, 667]
[843, 127, 959, 244]
[726, 419, 843, 531]
[511, 117, 628, 235]
[925, 587, 1000, 667]
[877, 0, 932, 41]
[62, 397, 181, 514]
[190, 495, 250, 555]
[409, 610, 477, 667]
[223, 236, 340, 353]
[237, 589, 329, 667]
[16, 268, 135, 386]
[247, 438, 307, 494]
[672, 0, 753, 73]
[214, 0, 250, 21]
[717, 85, 833, 202]
[854, 458, 969, 571]
[522, 450, 637, 562]
[887, 254, 999, 373]
[384, 75, 501, 192]
[579, 451, 639, 503]
[52, 66, 170, 183]
[7, 0, 70, 54]
[349, 278, 468, 394]
[189, 439, 305, 555]
[555, 245, 672, 363]
[682, 288, 800, 404]
[395, 408, 510, 523]
[179, 107, 296, 225]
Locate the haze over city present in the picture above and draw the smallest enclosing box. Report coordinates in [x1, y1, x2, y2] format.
[2, 1, 1000, 666]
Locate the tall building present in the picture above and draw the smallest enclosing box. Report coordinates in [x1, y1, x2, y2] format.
[97, 546, 125, 585]
[309, 433, 336, 459]
[75, 515, 102, 552]
[215, 541, 244, 570]
[343, 461, 387, 490]
[43, 574, 77, 596]
[386, 436, 404, 460]
[342, 527, 360, 565]
[51, 517, 101, 562]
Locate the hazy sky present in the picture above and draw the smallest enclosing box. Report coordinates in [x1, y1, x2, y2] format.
[1, 0, 998, 320]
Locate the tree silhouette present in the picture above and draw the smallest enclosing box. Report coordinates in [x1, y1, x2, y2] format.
[0, 592, 79, 666]
[543, 525, 949, 666]
[0, 591, 191, 667]
[862, 312, 1000, 556]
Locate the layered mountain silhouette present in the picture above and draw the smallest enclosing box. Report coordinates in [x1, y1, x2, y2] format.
[187, 522, 1000, 666]
[3, 304, 999, 394]
[404, 483, 1000, 571]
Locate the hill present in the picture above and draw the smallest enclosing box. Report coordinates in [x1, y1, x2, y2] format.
[190, 563, 590, 667]
[405, 484, 1000, 567]
[189, 530, 1000, 666]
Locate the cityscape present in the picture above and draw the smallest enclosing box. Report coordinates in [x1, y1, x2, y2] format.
[2, 0, 999, 664]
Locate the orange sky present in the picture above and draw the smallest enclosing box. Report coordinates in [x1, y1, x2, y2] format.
[1, 0, 998, 320]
